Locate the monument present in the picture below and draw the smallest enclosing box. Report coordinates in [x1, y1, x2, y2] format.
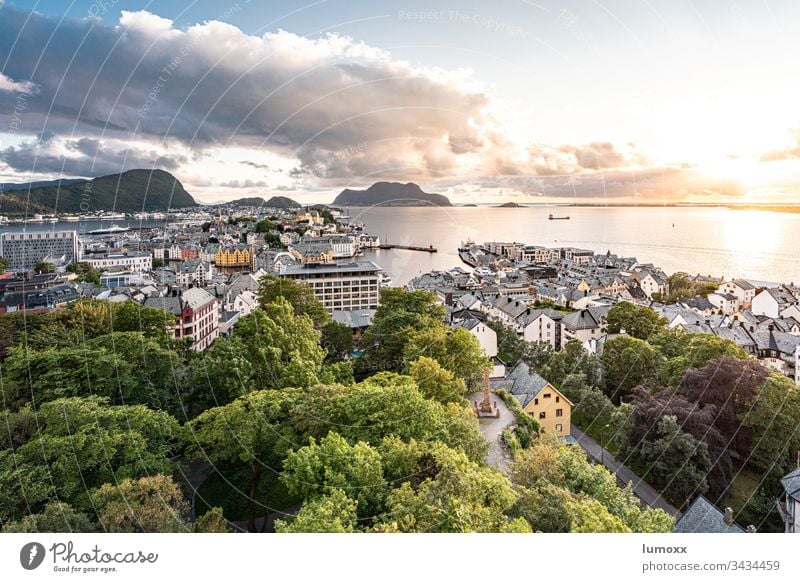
[474, 368, 499, 418]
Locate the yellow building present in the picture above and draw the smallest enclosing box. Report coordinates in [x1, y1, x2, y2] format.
[215, 244, 252, 267]
[505, 362, 572, 437]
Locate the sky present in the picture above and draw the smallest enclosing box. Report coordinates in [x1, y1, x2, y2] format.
[1, 0, 799, 204]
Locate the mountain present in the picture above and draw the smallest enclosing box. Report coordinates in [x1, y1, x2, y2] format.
[224, 195, 301, 209]
[0, 169, 196, 215]
[497, 202, 524, 208]
[333, 182, 452, 207]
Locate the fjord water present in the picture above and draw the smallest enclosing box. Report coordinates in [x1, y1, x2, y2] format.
[355, 206, 800, 285]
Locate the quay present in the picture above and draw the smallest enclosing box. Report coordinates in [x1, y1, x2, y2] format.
[378, 244, 437, 253]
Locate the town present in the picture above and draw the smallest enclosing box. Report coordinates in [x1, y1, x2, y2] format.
[0, 208, 798, 535]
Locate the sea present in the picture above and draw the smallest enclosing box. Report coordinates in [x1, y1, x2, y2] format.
[353, 206, 800, 286]
[3, 207, 799, 287]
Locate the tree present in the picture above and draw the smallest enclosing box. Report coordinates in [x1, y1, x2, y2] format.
[634, 415, 711, 502]
[92, 475, 189, 533]
[281, 432, 387, 518]
[33, 261, 55, 274]
[275, 489, 358, 533]
[375, 444, 529, 532]
[521, 341, 554, 371]
[404, 326, 489, 387]
[409, 356, 467, 405]
[559, 373, 591, 404]
[658, 272, 719, 304]
[0, 397, 179, 522]
[574, 386, 614, 422]
[194, 507, 231, 532]
[152, 258, 164, 268]
[605, 302, 666, 339]
[0, 257, 8, 273]
[320, 321, 354, 362]
[2, 501, 96, 533]
[741, 374, 800, 479]
[66, 261, 101, 284]
[255, 218, 278, 233]
[542, 340, 602, 388]
[355, 288, 445, 377]
[184, 390, 299, 532]
[257, 275, 329, 326]
[600, 336, 662, 402]
[185, 337, 257, 417]
[655, 332, 749, 385]
[485, 317, 525, 364]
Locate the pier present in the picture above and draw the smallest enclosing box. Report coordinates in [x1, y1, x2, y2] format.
[378, 243, 437, 253]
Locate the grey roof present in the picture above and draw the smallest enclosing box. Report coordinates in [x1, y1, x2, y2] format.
[281, 261, 381, 275]
[731, 279, 755, 291]
[781, 468, 800, 501]
[561, 308, 603, 330]
[506, 362, 552, 408]
[332, 308, 376, 329]
[673, 496, 744, 533]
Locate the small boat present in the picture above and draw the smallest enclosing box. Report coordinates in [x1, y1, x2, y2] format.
[548, 214, 570, 220]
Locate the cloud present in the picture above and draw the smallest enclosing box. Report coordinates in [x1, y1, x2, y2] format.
[760, 130, 800, 161]
[0, 135, 186, 176]
[0, 6, 642, 188]
[0, 71, 36, 93]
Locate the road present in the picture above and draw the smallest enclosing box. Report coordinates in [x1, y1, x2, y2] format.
[571, 424, 680, 517]
[469, 392, 515, 474]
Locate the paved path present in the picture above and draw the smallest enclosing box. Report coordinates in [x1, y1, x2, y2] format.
[571, 424, 680, 517]
[469, 392, 515, 474]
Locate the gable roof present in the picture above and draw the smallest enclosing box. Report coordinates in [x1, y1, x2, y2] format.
[673, 496, 745, 533]
[781, 468, 800, 501]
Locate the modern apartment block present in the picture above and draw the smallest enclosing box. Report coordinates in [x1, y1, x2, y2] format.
[0, 230, 79, 270]
[279, 260, 381, 312]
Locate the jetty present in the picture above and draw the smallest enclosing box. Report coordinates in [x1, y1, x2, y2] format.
[378, 243, 437, 253]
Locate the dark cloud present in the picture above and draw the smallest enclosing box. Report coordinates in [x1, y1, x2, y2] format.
[0, 136, 186, 176]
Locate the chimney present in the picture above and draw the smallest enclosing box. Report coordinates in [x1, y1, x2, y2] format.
[723, 507, 734, 526]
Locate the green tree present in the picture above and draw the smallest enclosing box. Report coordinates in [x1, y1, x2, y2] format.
[0, 397, 178, 522]
[255, 218, 278, 233]
[404, 326, 489, 387]
[605, 302, 667, 339]
[741, 374, 800, 479]
[34, 261, 55, 274]
[543, 340, 602, 388]
[634, 415, 711, 502]
[375, 444, 529, 533]
[485, 317, 525, 364]
[281, 432, 387, 518]
[0, 257, 8, 273]
[194, 507, 231, 533]
[257, 275, 330, 326]
[184, 390, 299, 532]
[408, 356, 467, 405]
[93, 475, 189, 533]
[66, 261, 101, 284]
[600, 336, 662, 402]
[275, 489, 358, 533]
[1, 501, 96, 533]
[356, 289, 444, 376]
[658, 333, 749, 385]
[320, 321, 354, 362]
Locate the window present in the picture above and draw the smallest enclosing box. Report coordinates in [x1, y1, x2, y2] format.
[556, 396, 560, 403]
[538, 411, 546, 419]
[534, 398, 538, 406]
[555, 424, 563, 433]
[556, 408, 563, 417]
[543, 393, 551, 399]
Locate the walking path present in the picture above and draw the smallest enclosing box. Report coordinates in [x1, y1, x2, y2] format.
[571, 424, 680, 517]
[469, 392, 515, 474]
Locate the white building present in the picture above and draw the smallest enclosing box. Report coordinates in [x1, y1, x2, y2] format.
[708, 292, 739, 315]
[279, 261, 381, 312]
[752, 286, 799, 319]
[778, 469, 800, 534]
[452, 316, 498, 358]
[176, 260, 214, 286]
[0, 230, 79, 271]
[84, 251, 152, 272]
[718, 279, 756, 309]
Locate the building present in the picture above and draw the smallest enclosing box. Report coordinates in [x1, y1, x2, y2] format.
[83, 251, 153, 273]
[279, 261, 381, 312]
[500, 362, 572, 437]
[673, 496, 745, 533]
[215, 244, 253, 267]
[451, 314, 498, 358]
[291, 239, 334, 264]
[778, 468, 800, 533]
[560, 308, 607, 349]
[0, 230, 79, 271]
[718, 279, 756, 309]
[752, 286, 799, 319]
[176, 260, 214, 286]
[144, 287, 219, 351]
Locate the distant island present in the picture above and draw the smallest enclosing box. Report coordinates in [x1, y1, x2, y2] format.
[333, 182, 452, 207]
[497, 202, 524, 208]
[224, 195, 301, 209]
[0, 169, 196, 215]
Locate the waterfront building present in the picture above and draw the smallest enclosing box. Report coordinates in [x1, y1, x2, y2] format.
[279, 261, 381, 312]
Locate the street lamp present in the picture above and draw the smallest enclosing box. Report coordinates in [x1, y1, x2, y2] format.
[600, 423, 610, 466]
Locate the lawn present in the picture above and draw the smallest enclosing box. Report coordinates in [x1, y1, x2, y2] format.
[725, 466, 762, 515]
[194, 469, 301, 522]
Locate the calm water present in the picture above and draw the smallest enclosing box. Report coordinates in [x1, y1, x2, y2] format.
[354, 206, 800, 286]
